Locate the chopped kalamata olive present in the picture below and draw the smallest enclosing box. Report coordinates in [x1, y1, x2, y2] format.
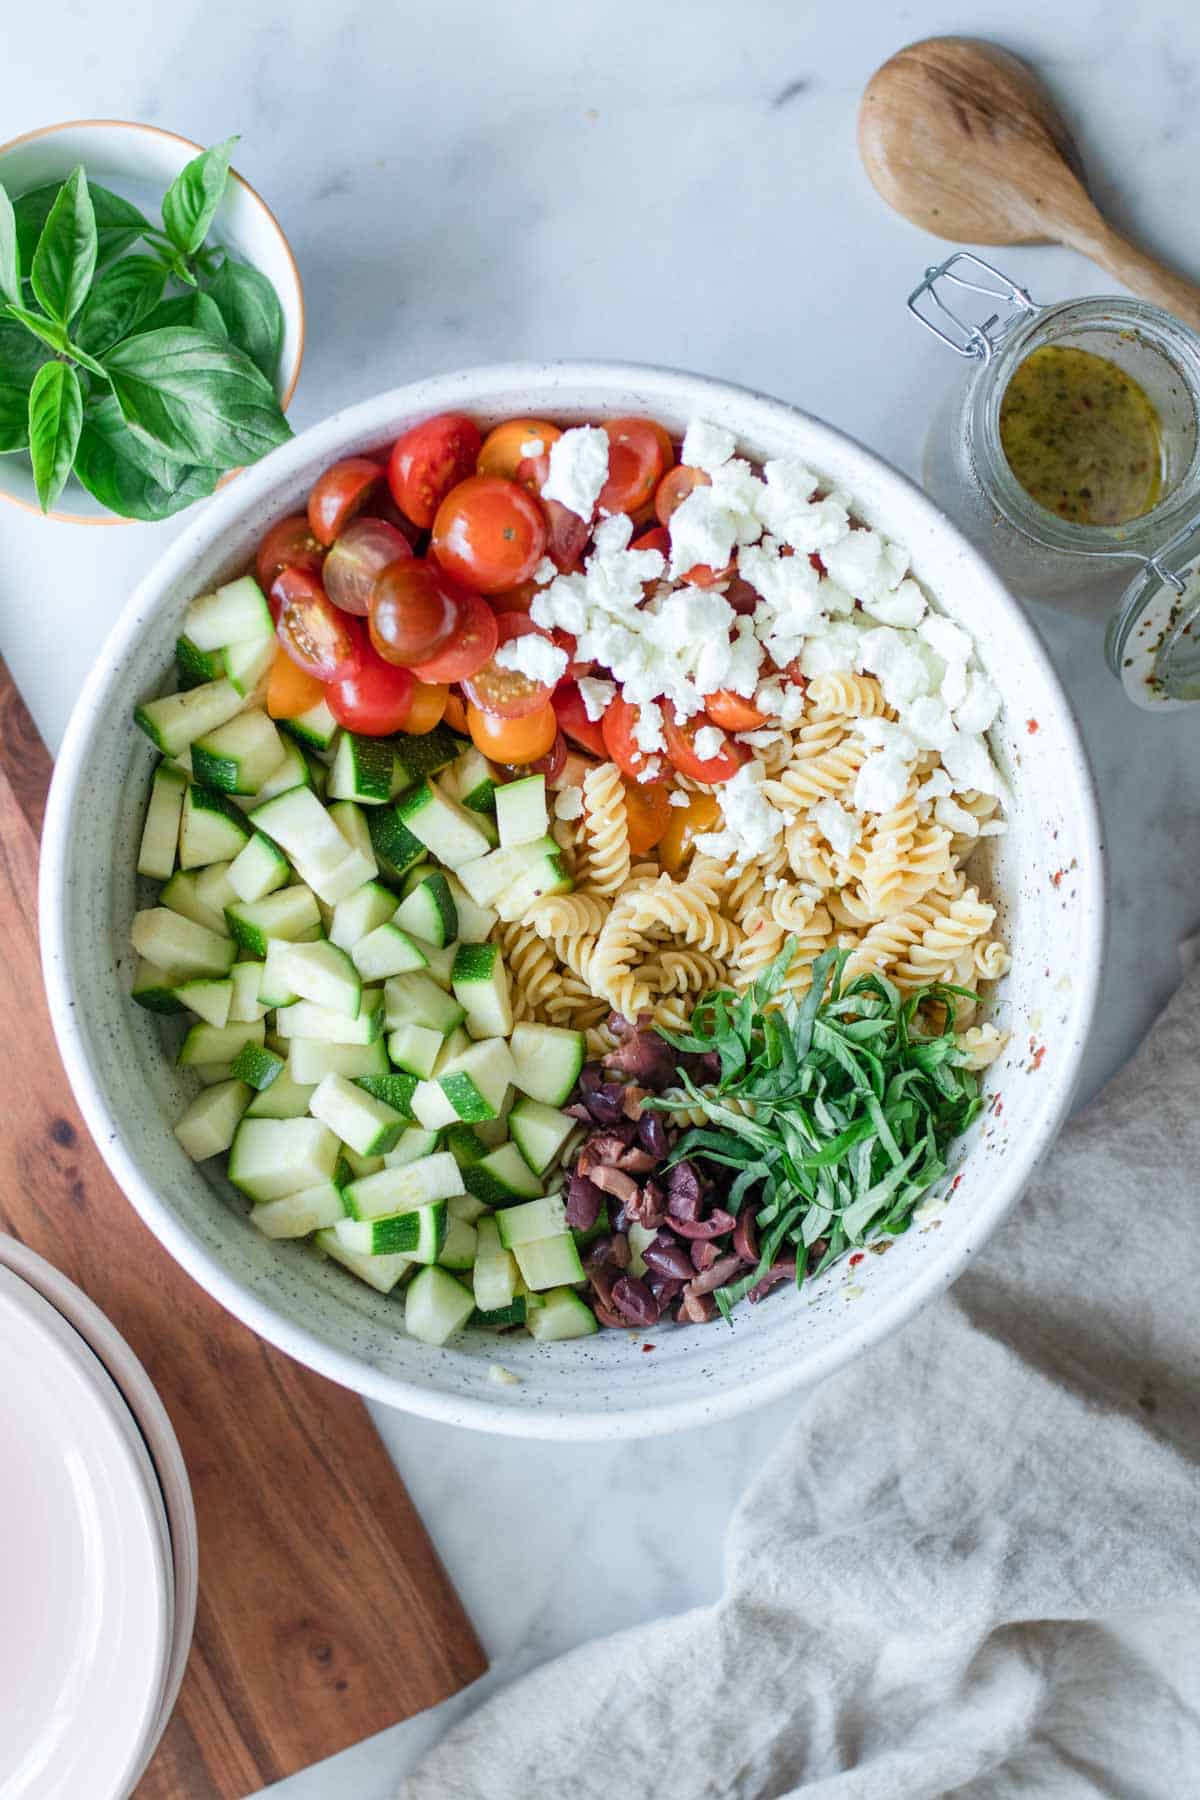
[611, 1274, 659, 1326]
[609, 1232, 631, 1270]
[642, 1233, 693, 1281]
[588, 1165, 640, 1207]
[678, 1290, 716, 1324]
[748, 1258, 798, 1303]
[733, 1208, 759, 1264]
[684, 1253, 744, 1298]
[637, 1111, 669, 1157]
[690, 1239, 720, 1272]
[602, 1029, 677, 1090]
[566, 1171, 605, 1231]
[578, 1064, 630, 1125]
[665, 1160, 704, 1220]
[666, 1207, 736, 1240]
[646, 1271, 686, 1308]
[624, 1178, 667, 1229]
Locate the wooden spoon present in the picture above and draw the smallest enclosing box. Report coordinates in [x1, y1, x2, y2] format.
[858, 36, 1200, 334]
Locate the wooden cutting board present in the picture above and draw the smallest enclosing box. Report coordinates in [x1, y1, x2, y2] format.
[0, 661, 487, 1796]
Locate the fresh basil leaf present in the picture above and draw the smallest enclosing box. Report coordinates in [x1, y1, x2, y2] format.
[30, 167, 97, 324]
[27, 360, 83, 510]
[0, 184, 19, 308]
[139, 290, 227, 334]
[205, 256, 283, 381]
[102, 325, 291, 468]
[160, 137, 237, 257]
[74, 256, 168, 355]
[14, 180, 147, 277]
[74, 393, 219, 520]
[189, 290, 228, 339]
[0, 383, 30, 452]
[0, 317, 51, 387]
[3, 302, 68, 357]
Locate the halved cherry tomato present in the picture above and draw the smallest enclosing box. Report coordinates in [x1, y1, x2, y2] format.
[271, 569, 358, 680]
[724, 572, 760, 616]
[684, 557, 736, 588]
[630, 524, 670, 557]
[704, 689, 768, 731]
[256, 514, 324, 593]
[492, 577, 537, 614]
[467, 701, 557, 763]
[307, 458, 384, 547]
[600, 695, 667, 784]
[622, 777, 672, 855]
[553, 681, 606, 757]
[408, 591, 499, 683]
[497, 731, 568, 783]
[327, 639, 415, 735]
[662, 712, 750, 784]
[599, 418, 670, 516]
[323, 517, 412, 616]
[658, 790, 721, 874]
[431, 475, 547, 594]
[388, 413, 482, 529]
[402, 680, 450, 734]
[462, 613, 560, 718]
[443, 690, 469, 734]
[266, 648, 325, 720]
[514, 450, 590, 573]
[368, 559, 462, 667]
[477, 419, 561, 479]
[655, 463, 710, 527]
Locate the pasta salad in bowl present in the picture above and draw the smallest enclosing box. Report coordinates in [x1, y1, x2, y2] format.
[41, 364, 1103, 1435]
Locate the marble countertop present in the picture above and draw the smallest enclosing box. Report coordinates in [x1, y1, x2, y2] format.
[4, 1, 1199, 1792]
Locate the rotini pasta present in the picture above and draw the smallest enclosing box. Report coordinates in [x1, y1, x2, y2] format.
[579, 761, 630, 896]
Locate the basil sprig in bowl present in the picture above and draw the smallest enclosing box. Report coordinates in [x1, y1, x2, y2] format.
[0, 121, 304, 524]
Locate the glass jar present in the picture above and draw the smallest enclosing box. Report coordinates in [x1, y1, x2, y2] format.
[912, 252, 1200, 709]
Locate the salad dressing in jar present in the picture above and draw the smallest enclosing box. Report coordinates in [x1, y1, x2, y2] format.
[912, 252, 1200, 708]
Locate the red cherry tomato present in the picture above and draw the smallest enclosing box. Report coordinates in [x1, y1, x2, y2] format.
[684, 557, 736, 588]
[704, 689, 768, 732]
[514, 450, 590, 573]
[408, 590, 499, 683]
[323, 517, 412, 616]
[466, 701, 558, 762]
[600, 695, 667, 784]
[368, 558, 462, 667]
[271, 568, 358, 681]
[553, 681, 607, 757]
[307, 457, 384, 547]
[256, 514, 324, 594]
[462, 612, 561, 718]
[431, 474, 547, 594]
[655, 463, 710, 527]
[663, 712, 750, 784]
[598, 417, 670, 516]
[630, 524, 670, 557]
[388, 413, 482, 529]
[327, 639, 416, 735]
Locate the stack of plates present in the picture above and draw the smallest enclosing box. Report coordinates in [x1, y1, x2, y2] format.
[0, 1237, 196, 1798]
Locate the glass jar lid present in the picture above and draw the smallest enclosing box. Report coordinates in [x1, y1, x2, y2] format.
[1106, 517, 1200, 709]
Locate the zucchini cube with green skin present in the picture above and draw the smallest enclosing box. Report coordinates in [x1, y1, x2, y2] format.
[495, 1192, 568, 1248]
[403, 1265, 475, 1345]
[229, 962, 268, 1023]
[228, 832, 291, 903]
[508, 1023, 585, 1107]
[472, 1298, 527, 1328]
[525, 1286, 599, 1340]
[132, 908, 236, 979]
[246, 1064, 315, 1118]
[329, 732, 395, 805]
[334, 1200, 447, 1261]
[159, 869, 228, 934]
[316, 1227, 412, 1295]
[443, 746, 497, 815]
[383, 1126, 441, 1168]
[132, 959, 186, 1014]
[194, 860, 240, 920]
[309, 1072, 408, 1157]
[229, 1117, 341, 1202]
[418, 942, 457, 988]
[225, 885, 322, 958]
[395, 871, 457, 947]
[351, 922, 429, 982]
[507, 1097, 576, 1175]
[287, 1037, 389, 1085]
[250, 1180, 347, 1239]
[354, 1072, 418, 1120]
[223, 633, 277, 700]
[472, 1216, 519, 1312]
[174, 1079, 252, 1160]
[392, 725, 462, 790]
[444, 1122, 489, 1168]
[138, 764, 187, 882]
[179, 782, 252, 869]
[175, 634, 223, 689]
[462, 1142, 543, 1207]
[252, 786, 352, 885]
[279, 698, 339, 753]
[173, 977, 233, 1028]
[230, 1043, 286, 1091]
[387, 1022, 443, 1079]
[495, 773, 548, 850]
[275, 990, 384, 1047]
[178, 1019, 265, 1068]
[453, 838, 556, 909]
[438, 1214, 477, 1270]
[435, 1036, 517, 1125]
[252, 738, 312, 802]
[271, 939, 362, 1017]
[441, 873, 497, 945]
[396, 779, 494, 869]
[367, 805, 427, 888]
[134, 678, 244, 757]
[184, 575, 272, 651]
[342, 1150, 463, 1221]
[513, 1232, 585, 1290]
[191, 709, 286, 795]
[494, 848, 572, 923]
[451, 943, 512, 1038]
[329, 880, 399, 952]
[384, 971, 465, 1035]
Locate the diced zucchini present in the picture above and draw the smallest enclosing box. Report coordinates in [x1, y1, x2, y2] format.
[179, 782, 252, 868]
[438, 1214, 477, 1270]
[174, 1079, 252, 1160]
[184, 575, 272, 651]
[396, 779, 493, 869]
[230, 1043, 286, 1091]
[131, 958, 185, 1013]
[252, 739, 312, 802]
[329, 880, 397, 952]
[229, 1117, 340, 1202]
[395, 871, 457, 947]
[223, 632, 277, 700]
[343, 1150, 463, 1221]
[525, 1286, 599, 1340]
[494, 848, 572, 922]
[275, 991, 382, 1046]
[448, 1191, 489, 1224]
[252, 785, 350, 882]
[175, 634, 223, 689]
[514, 1232, 585, 1290]
[335, 1200, 447, 1261]
[384, 1126, 441, 1167]
[279, 698, 339, 753]
[507, 1096, 575, 1175]
[134, 678, 244, 757]
[387, 1022, 443, 1079]
[443, 745, 497, 815]
[366, 805, 427, 887]
[251, 1180, 346, 1238]
[329, 732, 395, 805]
[288, 1037, 389, 1085]
[355, 1072, 418, 1120]
[508, 1022, 586, 1106]
[246, 1063, 315, 1118]
[445, 1122, 489, 1167]
[270, 939, 361, 1017]
[626, 1221, 658, 1279]
[441, 873, 497, 945]
[495, 1193, 568, 1248]
[462, 1142, 542, 1207]
[192, 709, 285, 795]
[316, 1228, 411, 1294]
[228, 831, 291, 902]
[174, 976, 233, 1028]
[137, 765, 187, 881]
[472, 1298, 527, 1328]
[310, 1072, 407, 1157]
[472, 1216, 519, 1311]
[495, 773, 548, 849]
[384, 970, 466, 1035]
[159, 868, 227, 934]
[178, 1019, 265, 1067]
[392, 725, 461, 790]
[403, 1264, 474, 1344]
[132, 907, 235, 979]
[454, 838, 555, 909]
[192, 1061, 236, 1084]
[451, 942, 512, 1039]
[351, 922, 428, 981]
[419, 941, 457, 987]
[435, 1037, 516, 1124]
[225, 885, 321, 957]
[228, 961, 268, 1023]
[194, 860, 239, 920]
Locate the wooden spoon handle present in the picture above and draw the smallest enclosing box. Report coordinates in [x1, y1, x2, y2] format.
[1060, 214, 1200, 334]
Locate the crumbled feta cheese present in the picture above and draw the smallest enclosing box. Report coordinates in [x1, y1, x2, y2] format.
[812, 797, 860, 858]
[531, 555, 558, 587]
[694, 760, 783, 867]
[919, 612, 973, 669]
[755, 460, 849, 554]
[494, 633, 569, 686]
[667, 484, 743, 578]
[554, 786, 584, 821]
[593, 512, 634, 554]
[865, 578, 927, 629]
[636, 757, 663, 784]
[576, 676, 615, 721]
[520, 436, 545, 458]
[668, 789, 691, 807]
[856, 626, 937, 709]
[542, 425, 609, 520]
[692, 725, 725, 760]
[904, 694, 955, 751]
[935, 795, 981, 837]
[940, 729, 1003, 797]
[681, 418, 736, 474]
[916, 766, 953, 804]
[633, 701, 666, 755]
[823, 527, 888, 601]
[854, 748, 914, 814]
[953, 671, 1001, 735]
[797, 619, 860, 678]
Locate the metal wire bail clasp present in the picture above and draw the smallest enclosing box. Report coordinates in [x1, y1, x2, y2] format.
[907, 251, 1038, 361]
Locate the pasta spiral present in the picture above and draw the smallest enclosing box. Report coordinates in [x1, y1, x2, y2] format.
[580, 762, 630, 896]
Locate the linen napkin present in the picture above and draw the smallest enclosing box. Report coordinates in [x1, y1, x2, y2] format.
[401, 960, 1200, 1799]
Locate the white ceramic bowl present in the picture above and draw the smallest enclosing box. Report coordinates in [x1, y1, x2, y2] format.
[40, 363, 1105, 1439]
[0, 119, 305, 525]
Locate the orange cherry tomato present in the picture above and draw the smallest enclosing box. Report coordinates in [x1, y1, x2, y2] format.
[492, 576, 538, 614]
[654, 463, 710, 527]
[600, 695, 666, 784]
[598, 417, 670, 516]
[683, 558, 736, 588]
[443, 690, 469, 734]
[388, 413, 482, 529]
[271, 568, 358, 680]
[463, 613, 559, 718]
[401, 680, 450, 734]
[658, 790, 722, 875]
[622, 777, 672, 856]
[431, 474, 547, 595]
[307, 457, 384, 547]
[408, 591, 499, 684]
[553, 681, 606, 757]
[467, 701, 557, 763]
[266, 648, 325, 720]
[256, 514, 324, 592]
[477, 419, 561, 479]
[662, 712, 750, 784]
[704, 689, 768, 732]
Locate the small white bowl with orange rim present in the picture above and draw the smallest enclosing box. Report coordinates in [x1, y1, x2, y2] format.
[0, 119, 305, 526]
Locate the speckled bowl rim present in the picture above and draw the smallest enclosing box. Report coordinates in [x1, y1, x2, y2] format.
[39, 360, 1106, 1438]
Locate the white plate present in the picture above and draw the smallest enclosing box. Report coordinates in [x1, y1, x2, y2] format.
[0, 1238, 197, 1768]
[0, 1263, 172, 1799]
